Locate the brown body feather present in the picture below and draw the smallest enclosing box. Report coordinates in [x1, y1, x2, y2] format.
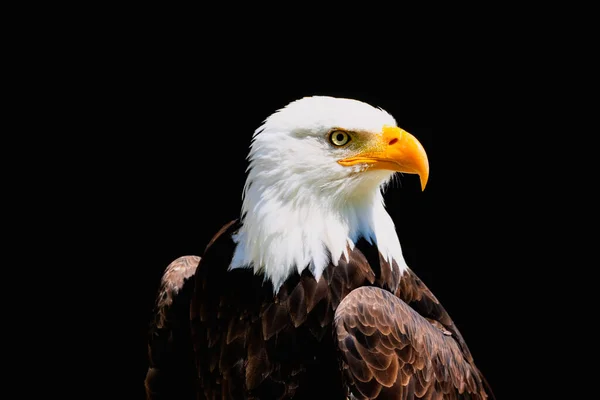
[147, 220, 492, 399]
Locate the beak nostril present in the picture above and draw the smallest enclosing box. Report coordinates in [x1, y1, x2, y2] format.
[389, 138, 398, 146]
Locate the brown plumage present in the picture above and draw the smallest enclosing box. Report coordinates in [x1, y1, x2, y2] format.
[143, 220, 494, 399]
[335, 287, 486, 399]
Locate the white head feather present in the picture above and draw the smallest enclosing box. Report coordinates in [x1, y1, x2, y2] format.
[230, 96, 408, 292]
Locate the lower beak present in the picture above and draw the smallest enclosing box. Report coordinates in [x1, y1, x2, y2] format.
[337, 125, 429, 190]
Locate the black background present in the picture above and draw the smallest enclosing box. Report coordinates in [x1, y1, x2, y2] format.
[80, 33, 509, 398]
[120, 86, 505, 398]
[18, 7, 566, 398]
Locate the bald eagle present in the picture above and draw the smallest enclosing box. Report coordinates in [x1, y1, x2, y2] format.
[145, 96, 494, 399]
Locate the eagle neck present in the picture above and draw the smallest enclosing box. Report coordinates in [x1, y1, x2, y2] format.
[229, 182, 407, 293]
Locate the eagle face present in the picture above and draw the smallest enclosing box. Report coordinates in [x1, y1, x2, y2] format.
[246, 96, 428, 204]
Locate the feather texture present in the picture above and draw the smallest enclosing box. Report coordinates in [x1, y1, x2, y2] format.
[185, 220, 492, 399]
[335, 287, 488, 399]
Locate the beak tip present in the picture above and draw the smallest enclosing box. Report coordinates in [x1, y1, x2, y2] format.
[419, 167, 429, 191]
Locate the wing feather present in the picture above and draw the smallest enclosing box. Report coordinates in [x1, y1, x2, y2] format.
[144, 255, 200, 400]
[335, 286, 489, 400]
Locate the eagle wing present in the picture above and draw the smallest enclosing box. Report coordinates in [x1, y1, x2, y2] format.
[334, 284, 491, 399]
[145, 255, 200, 400]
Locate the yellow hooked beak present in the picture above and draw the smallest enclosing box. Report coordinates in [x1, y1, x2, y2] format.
[337, 125, 429, 190]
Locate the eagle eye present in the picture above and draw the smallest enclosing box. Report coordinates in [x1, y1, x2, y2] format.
[329, 130, 351, 147]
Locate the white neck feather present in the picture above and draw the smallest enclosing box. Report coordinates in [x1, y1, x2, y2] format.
[229, 168, 407, 292]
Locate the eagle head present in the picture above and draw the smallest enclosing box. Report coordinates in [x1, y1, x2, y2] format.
[230, 96, 429, 292]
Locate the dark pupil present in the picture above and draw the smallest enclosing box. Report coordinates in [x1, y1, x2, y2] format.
[336, 133, 345, 143]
